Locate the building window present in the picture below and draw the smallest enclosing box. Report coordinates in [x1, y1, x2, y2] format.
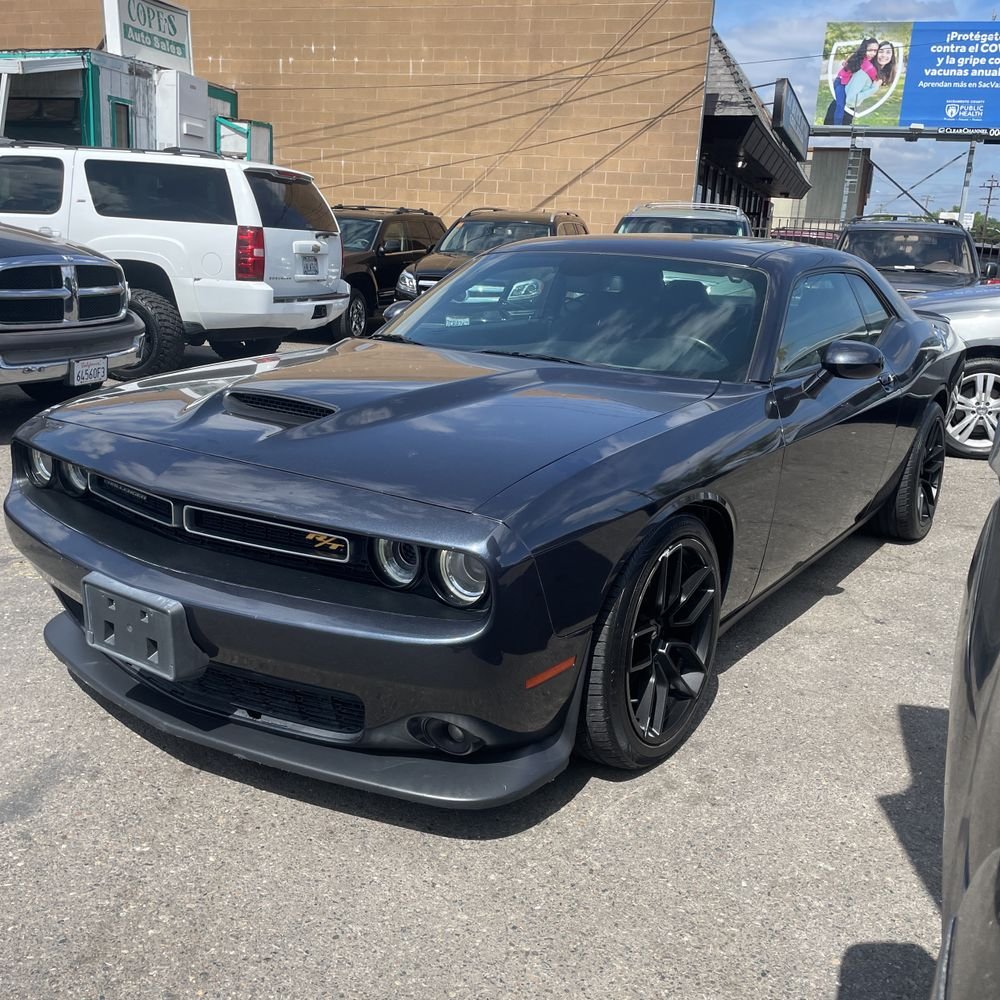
[109, 99, 133, 149]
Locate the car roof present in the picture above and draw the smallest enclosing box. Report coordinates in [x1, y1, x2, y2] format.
[459, 209, 579, 224]
[487, 233, 854, 267]
[843, 220, 967, 233]
[331, 205, 438, 219]
[622, 202, 750, 220]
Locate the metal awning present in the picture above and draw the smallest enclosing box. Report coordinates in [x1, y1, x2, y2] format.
[0, 56, 87, 74]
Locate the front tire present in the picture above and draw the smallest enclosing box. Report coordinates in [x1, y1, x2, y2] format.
[578, 516, 721, 769]
[946, 358, 1000, 458]
[877, 402, 946, 542]
[110, 288, 185, 381]
[209, 337, 282, 361]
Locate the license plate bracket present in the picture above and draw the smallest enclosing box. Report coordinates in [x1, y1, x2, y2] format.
[71, 357, 108, 386]
[301, 254, 319, 276]
[82, 572, 210, 682]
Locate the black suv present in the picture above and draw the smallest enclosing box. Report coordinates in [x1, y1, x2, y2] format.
[332, 205, 447, 336]
[836, 216, 996, 295]
[394, 208, 589, 301]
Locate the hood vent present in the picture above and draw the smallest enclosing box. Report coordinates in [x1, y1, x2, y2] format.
[224, 390, 338, 425]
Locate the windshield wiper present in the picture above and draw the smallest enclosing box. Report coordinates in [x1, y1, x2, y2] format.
[478, 349, 591, 366]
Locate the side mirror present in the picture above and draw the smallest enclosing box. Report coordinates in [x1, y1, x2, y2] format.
[381, 239, 403, 254]
[984, 261, 998, 280]
[382, 300, 412, 322]
[820, 339, 885, 379]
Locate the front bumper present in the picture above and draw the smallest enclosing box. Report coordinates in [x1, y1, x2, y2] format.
[0, 313, 144, 385]
[43, 611, 582, 809]
[5, 455, 584, 808]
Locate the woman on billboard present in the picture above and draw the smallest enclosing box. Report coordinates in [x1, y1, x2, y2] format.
[826, 40, 898, 125]
[831, 37, 878, 124]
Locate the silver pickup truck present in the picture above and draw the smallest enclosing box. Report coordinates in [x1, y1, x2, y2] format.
[0, 224, 143, 405]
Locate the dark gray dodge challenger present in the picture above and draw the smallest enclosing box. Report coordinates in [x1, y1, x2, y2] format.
[5, 236, 964, 808]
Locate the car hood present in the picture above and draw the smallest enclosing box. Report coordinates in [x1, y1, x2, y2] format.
[907, 284, 1000, 312]
[0, 222, 109, 260]
[878, 269, 977, 296]
[50, 339, 717, 513]
[410, 250, 474, 281]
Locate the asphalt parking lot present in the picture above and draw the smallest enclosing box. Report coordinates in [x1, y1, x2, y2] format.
[1, 346, 996, 1000]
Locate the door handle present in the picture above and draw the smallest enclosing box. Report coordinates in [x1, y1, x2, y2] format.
[37, 226, 61, 238]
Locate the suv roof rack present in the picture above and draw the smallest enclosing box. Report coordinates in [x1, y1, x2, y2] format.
[848, 213, 945, 224]
[331, 204, 433, 215]
[160, 147, 224, 159]
[630, 202, 747, 215]
[463, 207, 578, 220]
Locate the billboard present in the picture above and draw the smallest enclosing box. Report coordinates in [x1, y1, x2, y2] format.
[815, 21, 1000, 131]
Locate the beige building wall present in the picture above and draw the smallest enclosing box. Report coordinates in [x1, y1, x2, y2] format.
[5, 0, 713, 232]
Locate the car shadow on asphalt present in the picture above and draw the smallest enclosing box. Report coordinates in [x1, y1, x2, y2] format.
[714, 531, 885, 674]
[0, 388, 46, 445]
[833, 703, 948, 1000]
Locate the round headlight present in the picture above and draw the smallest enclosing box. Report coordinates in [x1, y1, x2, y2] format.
[27, 448, 54, 488]
[372, 538, 422, 588]
[61, 462, 89, 495]
[435, 549, 489, 607]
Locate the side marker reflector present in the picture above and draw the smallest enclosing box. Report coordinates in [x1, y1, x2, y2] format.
[525, 656, 576, 689]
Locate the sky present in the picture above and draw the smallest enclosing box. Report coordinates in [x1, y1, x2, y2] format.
[713, 0, 1000, 218]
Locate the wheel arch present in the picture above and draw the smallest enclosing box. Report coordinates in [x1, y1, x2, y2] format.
[117, 260, 178, 308]
[961, 345, 1000, 363]
[346, 271, 378, 312]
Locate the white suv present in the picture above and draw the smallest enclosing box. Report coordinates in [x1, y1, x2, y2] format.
[614, 202, 753, 237]
[0, 145, 349, 377]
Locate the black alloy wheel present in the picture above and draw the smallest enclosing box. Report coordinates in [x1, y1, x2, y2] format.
[877, 401, 946, 542]
[916, 415, 946, 525]
[579, 515, 721, 769]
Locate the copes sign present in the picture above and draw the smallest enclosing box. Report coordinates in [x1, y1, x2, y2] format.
[103, 0, 193, 73]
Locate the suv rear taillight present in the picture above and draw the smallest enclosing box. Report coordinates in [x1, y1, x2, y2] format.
[236, 226, 265, 282]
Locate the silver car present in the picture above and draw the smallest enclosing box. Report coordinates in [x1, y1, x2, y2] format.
[910, 285, 1000, 459]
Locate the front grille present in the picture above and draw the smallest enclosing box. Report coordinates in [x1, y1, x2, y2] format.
[89, 474, 176, 526]
[0, 258, 126, 328]
[225, 390, 337, 424]
[417, 279, 439, 293]
[184, 506, 351, 563]
[146, 661, 366, 739]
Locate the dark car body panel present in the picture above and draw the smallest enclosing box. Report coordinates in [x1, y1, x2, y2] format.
[5, 236, 966, 807]
[934, 449, 1000, 997]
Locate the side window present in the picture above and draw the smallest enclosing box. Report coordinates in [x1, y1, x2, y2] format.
[85, 160, 236, 224]
[429, 219, 446, 241]
[777, 272, 868, 375]
[381, 221, 406, 253]
[0, 156, 64, 214]
[847, 274, 893, 342]
[407, 220, 433, 252]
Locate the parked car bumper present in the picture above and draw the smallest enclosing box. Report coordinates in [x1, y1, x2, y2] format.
[4, 469, 583, 809]
[0, 312, 144, 386]
[190, 279, 351, 333]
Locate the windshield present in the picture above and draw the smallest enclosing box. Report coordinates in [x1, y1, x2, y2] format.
[616, 216, 750, 236]
[841, 228, 975, 274]
[339, 218, 381, 251]
[385, 250, 767, 381]
[437, 220, 552, 254]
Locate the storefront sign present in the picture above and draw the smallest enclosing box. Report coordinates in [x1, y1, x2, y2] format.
[772, 79, 810, 161]
[815, 21, 1000, 132]
[103, 0, 192, 73]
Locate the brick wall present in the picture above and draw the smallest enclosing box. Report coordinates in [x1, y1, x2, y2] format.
[5, 0, 713, 232]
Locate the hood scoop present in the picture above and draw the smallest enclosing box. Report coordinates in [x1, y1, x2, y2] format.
[224, 389, 338, 426]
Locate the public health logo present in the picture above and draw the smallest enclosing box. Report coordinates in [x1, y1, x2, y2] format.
[945, 101, 985, 120]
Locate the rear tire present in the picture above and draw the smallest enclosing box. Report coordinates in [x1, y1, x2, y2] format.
[20, 381, 97, 406]
[877, 402, 946, 542]
[577, 515, 721, 769]
[209, 338, 282, 361]
[946, 358, 1000, 459]
[110, 288, 185, 381]
[339, 288, 369, 338]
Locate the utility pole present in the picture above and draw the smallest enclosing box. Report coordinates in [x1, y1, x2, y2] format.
[981, 176, 1000, 241]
